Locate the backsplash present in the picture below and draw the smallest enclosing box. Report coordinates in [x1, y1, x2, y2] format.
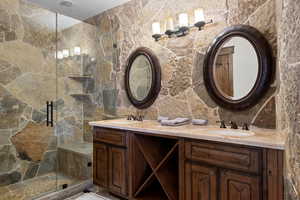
[85, 0, 278, 129]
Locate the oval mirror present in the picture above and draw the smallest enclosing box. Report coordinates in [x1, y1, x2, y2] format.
[204, 25, 274, 110]
[129, 55, 153, 101]
[125, 47, 161, 109]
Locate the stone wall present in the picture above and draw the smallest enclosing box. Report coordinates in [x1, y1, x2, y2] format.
[86, 0, 278, 129]
[0, 0, 58, 187]
[277, 0, 300, 199]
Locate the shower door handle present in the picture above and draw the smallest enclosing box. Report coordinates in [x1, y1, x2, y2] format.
[46, 101, 54, 127]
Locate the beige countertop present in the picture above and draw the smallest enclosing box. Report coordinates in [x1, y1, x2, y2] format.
[89, 119, 285, 150]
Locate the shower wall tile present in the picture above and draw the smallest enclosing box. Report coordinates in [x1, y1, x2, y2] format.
[11, 122, 53, 162]
[0, 0, 87, 187]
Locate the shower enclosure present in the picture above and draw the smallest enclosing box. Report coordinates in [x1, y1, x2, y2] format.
[0, 0, 115, 199]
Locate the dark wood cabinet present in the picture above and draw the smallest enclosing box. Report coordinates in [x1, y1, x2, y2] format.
[93, 143, 108, 188]
[92, 127, 283, 200]
[185, 163, 217, 200]
[108, 147, 127, 195]
[93, 128, 128, 197]
[220, 170, 260, 200]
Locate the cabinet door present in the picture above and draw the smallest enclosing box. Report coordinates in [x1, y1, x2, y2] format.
[108, 146, 127, 196]
[185, 162, 217, 200]
[220, 170, 260, 200]
[93, 143, 108, 188]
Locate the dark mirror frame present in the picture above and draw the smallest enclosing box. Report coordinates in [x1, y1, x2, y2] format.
[125, 47, 161, 109]
[203, 25, 274, 111]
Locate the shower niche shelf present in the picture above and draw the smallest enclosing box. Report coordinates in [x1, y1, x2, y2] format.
[70, 93, 90, 101]
[68, 75, 92, 81]
[131, 134, 179, 200]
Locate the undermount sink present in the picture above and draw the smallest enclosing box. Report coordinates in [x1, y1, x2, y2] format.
[110, 120, 140, 125]
[205, 129, 255, 137]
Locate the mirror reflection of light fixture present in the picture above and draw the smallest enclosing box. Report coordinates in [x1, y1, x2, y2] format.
[57, 51, 63, 60]
[74, 46, 81, 55]
[152, 22, 162, 41]
[82, 49, 88, 55]
[152, 9, 213, 41]
[62, 49, 69, 58]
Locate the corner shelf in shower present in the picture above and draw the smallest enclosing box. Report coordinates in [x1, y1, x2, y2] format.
[68, 75, 92, 81]
[70, 93, 90, 101]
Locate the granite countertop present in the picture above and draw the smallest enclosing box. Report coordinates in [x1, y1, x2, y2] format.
[89, 119, 285, 150]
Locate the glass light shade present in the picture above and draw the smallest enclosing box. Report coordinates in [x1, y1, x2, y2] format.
[57, 51, 63, 59]
[194, 8, 205, 23]
[166, 18, 174, 30]
[62, 49, 69, 58]
[152, 22, 161, 34]
[179, 13, 189, 27]
[74, 46, 81, 55]
[82, 49, 88, 55]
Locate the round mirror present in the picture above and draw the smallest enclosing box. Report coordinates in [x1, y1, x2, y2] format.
[125, 47, 161, 109]
[213, 36, 259, 100]
[204, 25, 274, 110]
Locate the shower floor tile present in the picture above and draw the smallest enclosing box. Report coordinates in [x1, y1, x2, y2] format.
[0, 173, 82, 200]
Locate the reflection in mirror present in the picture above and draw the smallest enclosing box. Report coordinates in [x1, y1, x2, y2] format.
[213, 37, 259, 100]
[129, 55, 153, 101]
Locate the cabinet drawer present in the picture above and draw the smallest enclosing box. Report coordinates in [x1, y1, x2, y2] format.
[185, 141, 261, 174]
[94, 128, 127, 146]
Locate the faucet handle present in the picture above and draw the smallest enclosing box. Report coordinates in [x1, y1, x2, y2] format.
[229, 121, 238, 129]
[137, 115, 144, 121]
[242, 123, 249, 130]
[216, 120, 226, 128]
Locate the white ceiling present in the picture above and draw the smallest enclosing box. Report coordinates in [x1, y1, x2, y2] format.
[27, 0, 130, 21]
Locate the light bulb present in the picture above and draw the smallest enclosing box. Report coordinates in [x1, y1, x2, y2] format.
[74, 46, 81, 55]
[57, 51, 63, 59]
[166, 18, 174, 30]
[194, 8, 205, 23]
[179, 13, 189, 27]
[62, 49, 69, 58]
[152, 22, 161, 34]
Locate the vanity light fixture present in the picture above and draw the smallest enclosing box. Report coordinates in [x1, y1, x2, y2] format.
[194, 8, 207, 30]
[152, 22, 163, 41]
[177, 13, 190, 37]
[152, 8, 213, 41]
[179, 13, 189, 27]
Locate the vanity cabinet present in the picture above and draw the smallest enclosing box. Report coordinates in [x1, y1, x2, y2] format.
[93, 128, 128, 197]
[92, 127, 283, 200]
[184, 140, 283, 200]
[185, 163, 217, 200]
[220, 170, 260, 200]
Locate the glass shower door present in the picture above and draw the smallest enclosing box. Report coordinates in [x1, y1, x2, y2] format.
[0, 1, 59, 199]
[54, 13, 96, 192]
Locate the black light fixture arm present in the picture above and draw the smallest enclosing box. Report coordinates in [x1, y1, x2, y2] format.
[152, 19, 213, 41]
